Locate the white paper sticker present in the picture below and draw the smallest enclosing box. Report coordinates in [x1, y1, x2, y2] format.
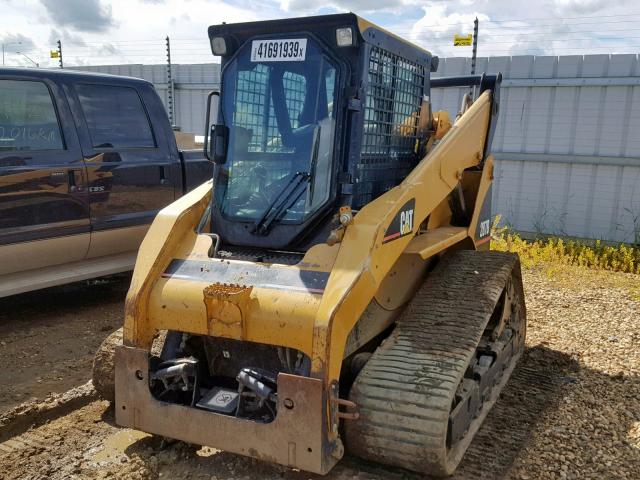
[251, 39, 307, 62]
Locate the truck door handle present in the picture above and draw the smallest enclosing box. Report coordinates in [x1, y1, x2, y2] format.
[159, 165, 168, 185]
[67, 169, 83, 193]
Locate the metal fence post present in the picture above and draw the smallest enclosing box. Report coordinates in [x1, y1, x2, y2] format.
[166, 36, 175, 127]
[57, 39, 63, 68]
[471, 18, 478, 97]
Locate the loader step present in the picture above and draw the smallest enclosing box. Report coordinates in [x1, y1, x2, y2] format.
[344, 250, 526, 476]
[403, 226, 468, 259]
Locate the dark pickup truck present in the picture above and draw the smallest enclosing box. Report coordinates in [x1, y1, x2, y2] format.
[0, 67, 211, 297]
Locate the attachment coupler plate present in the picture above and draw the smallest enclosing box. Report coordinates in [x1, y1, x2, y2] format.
[115, 345, 340, 474]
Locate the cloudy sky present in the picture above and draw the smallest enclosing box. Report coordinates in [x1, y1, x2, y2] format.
[0, 0, 637, 68]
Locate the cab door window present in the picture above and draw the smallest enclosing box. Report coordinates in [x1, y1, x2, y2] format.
[0, 79, 64, 152]
[75, 84, 155, 149]
[220, 42, 338, 222]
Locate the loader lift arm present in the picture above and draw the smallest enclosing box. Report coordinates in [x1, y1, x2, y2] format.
[316, 81, 498, 383]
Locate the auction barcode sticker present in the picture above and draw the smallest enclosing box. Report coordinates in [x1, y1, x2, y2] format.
[251, 39, 307, 62]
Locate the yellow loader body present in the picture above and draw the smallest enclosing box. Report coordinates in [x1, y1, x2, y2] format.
[115, 92, 495, 473]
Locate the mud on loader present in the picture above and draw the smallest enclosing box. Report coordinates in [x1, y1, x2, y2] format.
[93, 13, 526, 477]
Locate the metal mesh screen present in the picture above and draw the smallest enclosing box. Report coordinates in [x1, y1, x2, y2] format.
[266, 71, 306, 152]
[228, 67, 307, 201]
[233, 66, 306, 153]
[234, 66, 267, 152]
[355, 46, 426, 207]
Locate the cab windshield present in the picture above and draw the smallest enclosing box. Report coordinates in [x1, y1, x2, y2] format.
[217, 37, 338, 226]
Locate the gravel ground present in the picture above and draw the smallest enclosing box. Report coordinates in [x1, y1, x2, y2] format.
[0, 264, 638, 479]
[509, 266, 640, 479]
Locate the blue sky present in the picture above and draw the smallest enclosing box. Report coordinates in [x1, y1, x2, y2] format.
[0, 0, 637, 67]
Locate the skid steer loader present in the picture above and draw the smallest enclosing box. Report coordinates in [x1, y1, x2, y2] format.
[93, 13, 526, 476]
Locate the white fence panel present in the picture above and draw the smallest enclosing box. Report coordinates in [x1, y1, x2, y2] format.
[73, 54, 640, 243]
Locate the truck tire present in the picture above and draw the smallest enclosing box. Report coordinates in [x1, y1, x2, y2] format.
[92, 327, 123, 403]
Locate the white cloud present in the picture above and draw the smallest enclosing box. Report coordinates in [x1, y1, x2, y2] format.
[406, 3, 489, 57]
[410, 4, 489, 39]
[552, 0, 612, 15]
[0, 33, 37, 53]
[49, 28, 87, 47]
[280, 0, 418, 13]
[0, 0, 638, 68]
[40, 0, 116, 33]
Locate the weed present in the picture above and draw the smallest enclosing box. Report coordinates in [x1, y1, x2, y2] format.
[491, 231, 640, 274]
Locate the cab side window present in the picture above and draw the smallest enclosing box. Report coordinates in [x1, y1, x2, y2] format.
[0, 79, 64, 152]
[75, 84, 156, 149]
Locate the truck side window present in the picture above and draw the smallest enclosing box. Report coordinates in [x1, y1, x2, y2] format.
[0, 80, 64, 152]
[75, 84, 156, 149]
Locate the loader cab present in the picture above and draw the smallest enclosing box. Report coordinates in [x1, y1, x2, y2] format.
[207, 14, 436, 251]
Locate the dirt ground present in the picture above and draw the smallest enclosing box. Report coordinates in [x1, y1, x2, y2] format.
[0, 276, 129, 413]
[0, 264, 638, 479]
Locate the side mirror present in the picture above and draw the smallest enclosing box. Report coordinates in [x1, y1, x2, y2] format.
[204, 90, 221, 162]
[210, 124, 229, 164]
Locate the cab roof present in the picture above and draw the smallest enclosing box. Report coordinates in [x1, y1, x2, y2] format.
[208, 13, 432, 59]
[353, 14, 432, 57]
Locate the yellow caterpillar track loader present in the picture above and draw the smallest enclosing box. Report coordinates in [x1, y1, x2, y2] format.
[93, 13, 526, 477]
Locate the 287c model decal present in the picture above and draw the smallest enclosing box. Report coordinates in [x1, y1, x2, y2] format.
[475, 185, 493, 245]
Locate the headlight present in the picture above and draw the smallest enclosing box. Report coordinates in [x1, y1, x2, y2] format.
[210, 36, 227, 56]
[336, 27, 354, 47]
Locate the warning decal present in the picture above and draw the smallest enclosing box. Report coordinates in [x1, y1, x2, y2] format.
[453, 34, 473, 46]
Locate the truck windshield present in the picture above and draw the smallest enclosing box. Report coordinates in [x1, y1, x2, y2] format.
[217, 37, 338, 224]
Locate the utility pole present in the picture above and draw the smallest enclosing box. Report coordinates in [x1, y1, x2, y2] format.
[2, 41, 22, 66]
[57, 39, 63, 68]
[166, 36, 175, 127]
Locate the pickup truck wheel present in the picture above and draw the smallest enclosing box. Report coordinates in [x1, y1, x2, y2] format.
[92, 327, 123, 403]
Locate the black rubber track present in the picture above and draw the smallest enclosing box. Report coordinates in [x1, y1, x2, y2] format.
[344, 250, 526, 477]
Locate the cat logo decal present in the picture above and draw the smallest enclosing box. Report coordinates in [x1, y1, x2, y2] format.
[383, 199, 416, 243]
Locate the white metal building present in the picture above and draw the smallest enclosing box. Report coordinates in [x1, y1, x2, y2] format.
[78, 54, 640, 244]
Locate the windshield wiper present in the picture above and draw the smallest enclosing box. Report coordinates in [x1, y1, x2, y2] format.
[253, 171, 310, 235]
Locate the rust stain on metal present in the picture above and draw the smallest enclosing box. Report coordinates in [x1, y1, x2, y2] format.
[203, 283, 253, 339]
